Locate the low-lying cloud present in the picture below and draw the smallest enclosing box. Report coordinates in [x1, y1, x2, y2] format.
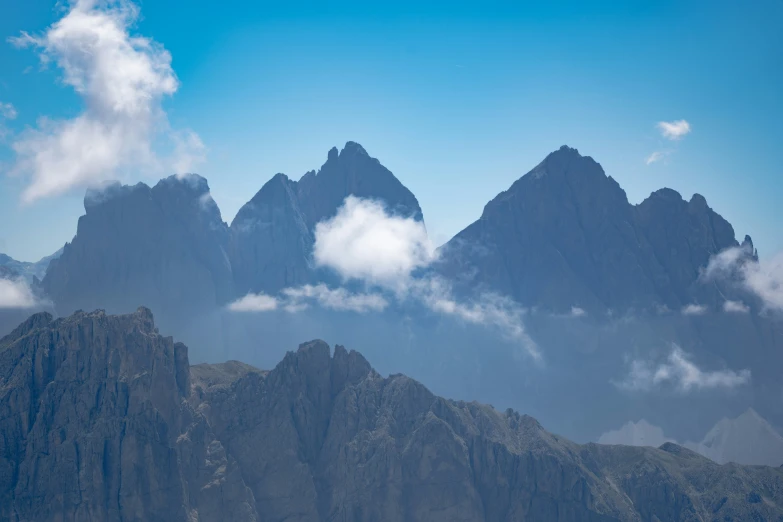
[617, 345, 750, 392]
[0, 278, 41, 309]
[229, 196, 540, 360]
[230, 284, 388, 314]
[704, 246, 783, 313]
[7, 0, 203, 203]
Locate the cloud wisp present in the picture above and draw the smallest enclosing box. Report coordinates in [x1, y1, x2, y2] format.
[657, 120, 691, 140]
[228, 196, 541, 360]
[0, 277, 42, 309]
[616, 345, 750, 392]
[704, 246, 783, 313]
[681, 303, 708, 316]
[723, 300, 750, 314]
[645, 150, 670, 165]
[7, 0, 203, 203]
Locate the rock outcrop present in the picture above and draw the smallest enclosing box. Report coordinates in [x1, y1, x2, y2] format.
[2, 309, 782, 522]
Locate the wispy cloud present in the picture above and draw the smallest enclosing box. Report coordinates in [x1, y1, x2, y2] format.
[704, 246, 783, 313]
[0, 102, 17, 120]
[723, 300, 750, 314]
[229, 284, 387, 314]
[657, 119, 691, 140]
[681, 303, 708, 316]
[616, 345, 750, 392]
[570, 306, 587, 317]
[645, 150, 669, 165]
[0, 277, 41, 309]
[7, 0, 203, 203]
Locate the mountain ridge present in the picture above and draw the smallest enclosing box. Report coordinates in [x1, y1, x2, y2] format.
[2, 307, 783, 521]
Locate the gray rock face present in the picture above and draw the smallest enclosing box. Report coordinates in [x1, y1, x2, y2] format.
[0, 308, 256, 522]
[436, 146, 743, 314]
[2, 309, 782, 522]
[41, 175, 234, 335]
[229, 141, 423, 295]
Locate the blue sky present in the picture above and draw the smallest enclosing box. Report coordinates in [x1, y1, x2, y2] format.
[0, 0, 781, 261]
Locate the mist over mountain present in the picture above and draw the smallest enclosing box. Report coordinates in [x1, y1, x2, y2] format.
[2, 307, 782, 522]
[2, 142, 779, 459]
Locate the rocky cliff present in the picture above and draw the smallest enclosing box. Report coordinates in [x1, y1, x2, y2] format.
[2, 309, 782, 522]
[40, 175, 234, 335]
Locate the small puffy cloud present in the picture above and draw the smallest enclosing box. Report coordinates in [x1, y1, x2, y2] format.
[228, 292, 278, 312]
[723, 300, 750, 314]
[598, 420, 674, 448]
[7, 0, 203, 203]
[704, 247, 783, 313]
[617, 345, 750, 392]
[657, 120, 691, 140]
[570, 306, 586, 317]
[313, 196, 434, 291]
[0, 102, 17, 120]
[681, 303, 707, 316]
[0, 278, 40, 309]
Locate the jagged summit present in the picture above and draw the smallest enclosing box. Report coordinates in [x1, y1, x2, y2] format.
[2, 308, 783, 521]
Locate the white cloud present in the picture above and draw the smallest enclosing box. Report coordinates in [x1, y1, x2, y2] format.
[0, 102, 17, 120]
[723, 300, 750, 314]
[598, 420, 674, 448]
[704, 247, 783, 313]
[681, 303, 708, 316]
[228, 284, 387, 314]
[570, 306, 586, 317]
[657, 119, 691, 140]
[0, 277, 40, 309]
[228, 292, 278, 312]
[7, 0, 203, 203]
[313, 196, 435, 291]
[617, 345, 750, 392]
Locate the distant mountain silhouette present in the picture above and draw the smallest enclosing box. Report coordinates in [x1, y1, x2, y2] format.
[435, 145, 749, 314]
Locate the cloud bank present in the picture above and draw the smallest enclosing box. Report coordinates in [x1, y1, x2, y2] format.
[598, 420, 674, 448]
[229, 196, 540, 360]
[617, 345, 750, 392]
[8, 0, 203, 203]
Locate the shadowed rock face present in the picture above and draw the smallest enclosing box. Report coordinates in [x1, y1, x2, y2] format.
[41, 175, 234, 335]
[436, 146, 743, 314]
[229, 142, 423, 295]
[2, 309, 783, 522]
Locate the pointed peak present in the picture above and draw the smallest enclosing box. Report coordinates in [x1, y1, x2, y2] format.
[689, 193, 709, 209]
[341, 141, 368, 157]
[327, 146, 339, 162]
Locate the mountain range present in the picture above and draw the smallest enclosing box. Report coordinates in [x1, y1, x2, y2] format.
[1, 142, 781, 460]
[2, 307, 782, 522]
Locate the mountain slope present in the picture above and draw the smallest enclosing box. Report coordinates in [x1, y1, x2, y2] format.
[2, 309, 783, 522]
